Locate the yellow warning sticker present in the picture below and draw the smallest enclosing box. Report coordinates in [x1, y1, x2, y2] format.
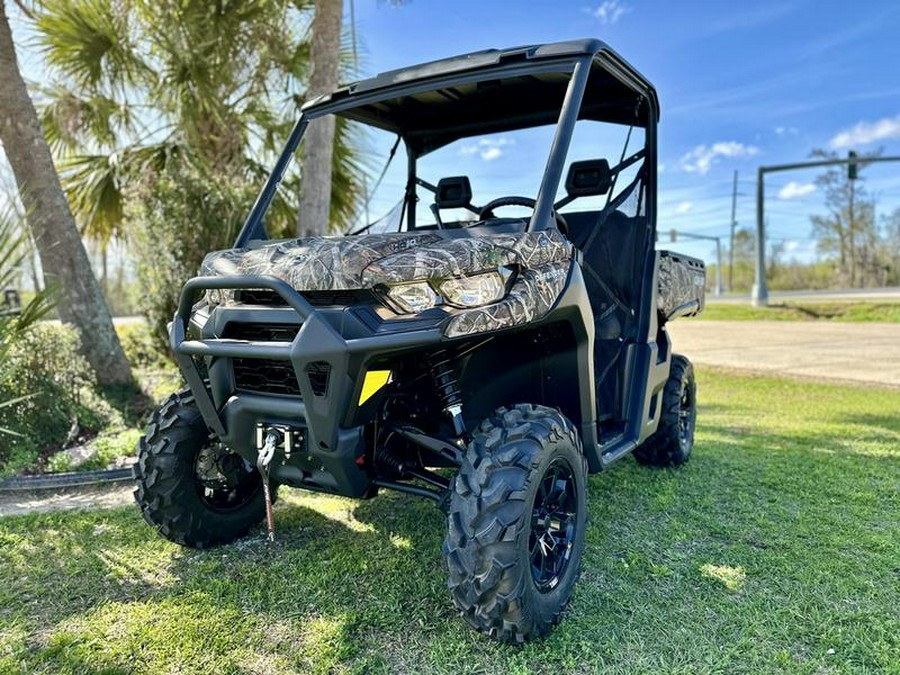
[359, 370, 391, 406]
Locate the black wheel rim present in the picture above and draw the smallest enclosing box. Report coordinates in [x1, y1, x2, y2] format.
[194, 440, 261, 512]
[678, 381, 695, 446]
[529, 458, 578, 593]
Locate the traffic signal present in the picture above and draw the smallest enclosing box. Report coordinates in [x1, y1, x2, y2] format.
[848, 150, 858, 181]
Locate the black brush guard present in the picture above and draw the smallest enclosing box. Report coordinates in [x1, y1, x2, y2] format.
[170, 275, 445, 496]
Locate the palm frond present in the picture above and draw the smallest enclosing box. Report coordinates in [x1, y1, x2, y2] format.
[0, 208, 56, 364]
[38, 84, 133, 152]
[0, 394, 36, 411]
[38, 0, 146, 92]
[13, 291, 56, 329]
[60, 152, 125, 243]
[0, 217, 26, 291]
[0, 395, 34, 437]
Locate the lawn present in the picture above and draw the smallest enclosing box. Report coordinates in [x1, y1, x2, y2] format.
[1, 367, 898, 674]
[700, 301, 900, 323]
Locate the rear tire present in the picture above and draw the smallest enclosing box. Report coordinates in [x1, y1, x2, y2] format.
[634, 354, 696, 467]
[443, 404, 587, 643]
[133, 390, 268, 548]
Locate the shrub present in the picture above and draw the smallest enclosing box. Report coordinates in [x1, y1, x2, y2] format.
[117, 322, 171, 370]
[0, 324, 114, 476]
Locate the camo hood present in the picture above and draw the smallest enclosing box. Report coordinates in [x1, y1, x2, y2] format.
[199, 229, 573, 291]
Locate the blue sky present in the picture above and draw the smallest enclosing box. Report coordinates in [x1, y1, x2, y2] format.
[351, 0, 900, 263]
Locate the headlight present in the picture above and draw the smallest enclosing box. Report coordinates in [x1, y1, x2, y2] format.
[386, 282, 438, 314]
[440, 271, 506, 308]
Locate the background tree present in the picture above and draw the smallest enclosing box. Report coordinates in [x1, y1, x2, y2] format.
[878, 207, 900, 286]
[32, 0, 365, 349]
[722, 226, 756, 291]
[297, 0, 344, 238]
[0, 0, 132, 386]
[809, 149, 881, 287]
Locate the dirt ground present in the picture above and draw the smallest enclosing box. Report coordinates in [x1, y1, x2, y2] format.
[0, 482, 134, 517]
[667, 319, 900, 388]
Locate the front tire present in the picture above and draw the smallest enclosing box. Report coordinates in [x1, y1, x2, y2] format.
[634, 354, 696, 467]
[443, 404, 587, 643]
[133, 390, 267, 548]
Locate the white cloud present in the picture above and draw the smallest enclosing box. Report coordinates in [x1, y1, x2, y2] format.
[775, 126, 798, 136]
[679, 142, 760, 175]
[830, 114, 900, 148]
[675, 201, 693, 214]
[778, 181, 816, 200]
[593, 0, 629, 24]
[460, 137, 513, 161]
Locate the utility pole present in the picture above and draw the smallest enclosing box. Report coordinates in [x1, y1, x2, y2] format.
[754, 167, 767, 305]
[848, 150, 857, 288]
[729, 169, 738, 292]
[753, 153, 900, 307]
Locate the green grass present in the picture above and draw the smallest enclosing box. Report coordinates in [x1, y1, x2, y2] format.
[701, 301, 900, 322]
[1, 367, 899, 674]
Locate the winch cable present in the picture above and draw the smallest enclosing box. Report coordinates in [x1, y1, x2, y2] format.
[257, 431, 279, 543]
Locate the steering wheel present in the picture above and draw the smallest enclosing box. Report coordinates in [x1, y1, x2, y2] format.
[477, 196, 569, 235]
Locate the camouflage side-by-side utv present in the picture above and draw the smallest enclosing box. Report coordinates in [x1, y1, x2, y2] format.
[134, 38, 705, 643]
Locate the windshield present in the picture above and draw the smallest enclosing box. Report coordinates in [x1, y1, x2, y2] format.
[355, 123, 557, 234]
[238, 60, 651, 244]
[349, 115, 644, 235]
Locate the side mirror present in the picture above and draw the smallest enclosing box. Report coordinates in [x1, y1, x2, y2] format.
[565, 159, 612, 197]
[435, 176, 473, 209]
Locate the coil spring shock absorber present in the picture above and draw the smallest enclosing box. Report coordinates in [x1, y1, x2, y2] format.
[429, 349, 467, 440]
[374, 443, 406, 476]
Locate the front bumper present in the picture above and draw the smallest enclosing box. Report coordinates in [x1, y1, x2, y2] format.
[170, 275, 445, 496]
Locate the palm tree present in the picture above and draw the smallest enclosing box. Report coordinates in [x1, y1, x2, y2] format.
[297, 0, 343, 238]
[28, 0, 365, 348]
[35, 0, 364, 243]
[0, 0, 133, 386]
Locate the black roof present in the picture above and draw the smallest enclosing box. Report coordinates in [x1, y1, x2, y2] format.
[303, 39, 659, 155]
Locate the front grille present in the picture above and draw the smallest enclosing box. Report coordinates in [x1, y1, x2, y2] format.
[224, 323, 302, 396]
[234, 289, 287, 306]
[233, 358, 301, 396]
[224, 322, 301, 342]
[302, 289, 376, 307]
[233, 288, 376, 308]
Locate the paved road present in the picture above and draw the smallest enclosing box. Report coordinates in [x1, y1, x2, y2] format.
[668, 320, 900, 387]
[707, 287, 900, 304]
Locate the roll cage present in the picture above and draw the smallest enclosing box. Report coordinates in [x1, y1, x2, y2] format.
[235, 38, 659, 246]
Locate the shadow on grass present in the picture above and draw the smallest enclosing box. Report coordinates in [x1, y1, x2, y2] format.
[839, 412, 900, 435]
